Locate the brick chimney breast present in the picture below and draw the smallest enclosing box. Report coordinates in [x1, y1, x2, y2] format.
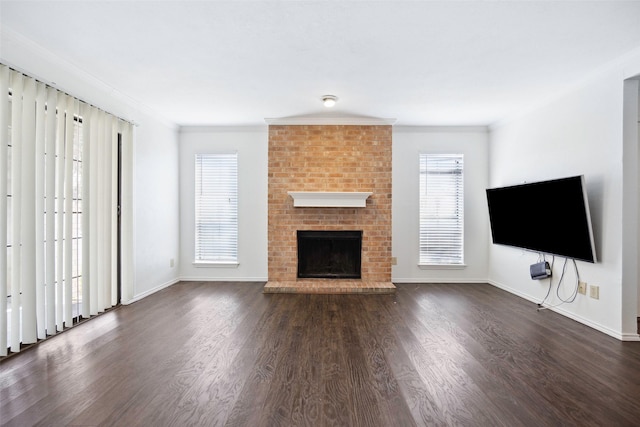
[267, 125, 392, 288]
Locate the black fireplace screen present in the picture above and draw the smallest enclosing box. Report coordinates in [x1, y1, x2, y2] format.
[297, 230, 362, 279]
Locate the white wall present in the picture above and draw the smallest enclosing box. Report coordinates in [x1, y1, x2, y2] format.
[488, 50, 640, 340]
[1, 28, 181, 302]
[178, 127, 268, 281]
[132, 117, 180, 300]
[392, 127, 490, 283]
[179, 125, 489, 284]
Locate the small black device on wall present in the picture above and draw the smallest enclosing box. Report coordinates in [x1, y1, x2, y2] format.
[530, 261, 551, 280]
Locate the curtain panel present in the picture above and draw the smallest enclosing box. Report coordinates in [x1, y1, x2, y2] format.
[0, 64, 133, 356]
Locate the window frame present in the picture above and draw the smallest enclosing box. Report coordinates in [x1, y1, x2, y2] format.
[193, 152, 239, 267]
[418, 153, 465, 268]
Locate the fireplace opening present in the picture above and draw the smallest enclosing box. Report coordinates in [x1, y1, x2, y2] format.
[297, 230, 362, 279]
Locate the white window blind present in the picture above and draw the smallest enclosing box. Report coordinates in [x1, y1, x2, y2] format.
[195, 153, 238, 263]
[419, 153, 464, 265]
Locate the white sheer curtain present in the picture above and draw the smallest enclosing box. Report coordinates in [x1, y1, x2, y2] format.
[0, 64, 133, 356]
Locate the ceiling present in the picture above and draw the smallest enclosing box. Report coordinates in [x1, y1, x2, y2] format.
[1, 1, 640, 127]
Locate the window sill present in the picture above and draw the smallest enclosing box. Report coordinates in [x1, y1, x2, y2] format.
[193, 261, 239, 268]
[418, 264, 466, 270]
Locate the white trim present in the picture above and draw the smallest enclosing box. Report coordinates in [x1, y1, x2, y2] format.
[179, 125, 268, 133]
[394, 125, 489, 133]
[488, 279, 636, 341]
[192, 261, 240, 268]
[419, 153, 464, 265]
[620, 333, 640, 342]
[180, 277, 268, 282]
[118, 277, 640, 342]
[392, 278, 487, 284]
[418, 264, 467, 270]
[123, 278, 180, 305]
[288, 191, 372, 207]
[194, 152, 238, 263]
[123, 278, 270, 305]
[390, 279, 640, 341]
[265, 116, 396, 126]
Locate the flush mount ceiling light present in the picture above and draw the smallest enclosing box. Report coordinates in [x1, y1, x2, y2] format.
[322, 95, 338, 107]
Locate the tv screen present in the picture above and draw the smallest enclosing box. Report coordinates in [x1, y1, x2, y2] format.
[486, 175, 596, 263]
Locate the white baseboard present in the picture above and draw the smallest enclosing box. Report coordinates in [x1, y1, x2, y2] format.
[488, 279, 639, 342]
[121, 276, 640, 342]
[486, 279, 540, 304]
[620, 333, 640, 342]
[123, 278, 180, 305]
[392, 278, 489, 284]
[179, 276, 268, 282]
[122, 277, 268, 305]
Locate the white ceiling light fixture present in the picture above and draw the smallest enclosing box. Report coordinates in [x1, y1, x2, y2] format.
[322, 95, 338, 107]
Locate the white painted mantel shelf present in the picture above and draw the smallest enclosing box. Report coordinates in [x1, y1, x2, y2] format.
[287, 191, 372, 208]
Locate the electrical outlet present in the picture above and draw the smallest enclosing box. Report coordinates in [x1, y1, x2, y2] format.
[589, 284, 600, 300]
[578, 281, 587, 295]
[391, 257, 397, 265]
[170, 258, 175, 268]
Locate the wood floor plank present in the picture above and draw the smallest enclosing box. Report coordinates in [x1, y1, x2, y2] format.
[343, 295, 416, 426]
[91, 282, 264, 427]
[2, 281, 640, 426]
[189, 292, 287, 425]
[223, 294, 303, 426]
[257, 296, 325, 427]
[319, 296, 354, 427]
[401, 284, 569, 425]
[417, 284, 598, 424]
[427, 283, 640, 426]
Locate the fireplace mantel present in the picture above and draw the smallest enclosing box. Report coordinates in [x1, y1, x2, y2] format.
[288, 191, 372, 208]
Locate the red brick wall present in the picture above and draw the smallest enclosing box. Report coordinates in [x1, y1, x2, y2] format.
[268, 125, 392, 282]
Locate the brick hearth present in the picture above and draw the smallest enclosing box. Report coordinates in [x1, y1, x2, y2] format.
[263, 280, 395, 294]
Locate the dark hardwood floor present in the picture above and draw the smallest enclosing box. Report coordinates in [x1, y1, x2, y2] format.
[1, 282, 640, 426]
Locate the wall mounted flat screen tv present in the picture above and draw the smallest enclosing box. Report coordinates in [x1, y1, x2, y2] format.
[486, 175, 597, 263]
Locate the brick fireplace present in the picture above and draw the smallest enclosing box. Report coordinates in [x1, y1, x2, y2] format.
[264, 124, 394, 294]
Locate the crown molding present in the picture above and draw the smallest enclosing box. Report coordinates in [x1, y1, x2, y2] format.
[265, 115, 396, 126]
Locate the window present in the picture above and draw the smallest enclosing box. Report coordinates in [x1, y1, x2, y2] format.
[419, 153, 464, 265]
[194, 153, 238, 263]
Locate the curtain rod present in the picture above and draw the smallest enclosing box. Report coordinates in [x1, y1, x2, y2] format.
[2, 62, 138, 127]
